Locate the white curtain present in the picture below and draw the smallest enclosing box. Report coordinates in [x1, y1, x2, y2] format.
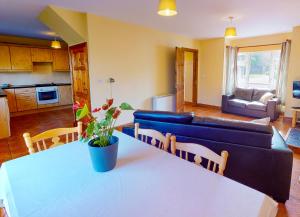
[277, 40, 291, 104]
[224, 46, 238, 95]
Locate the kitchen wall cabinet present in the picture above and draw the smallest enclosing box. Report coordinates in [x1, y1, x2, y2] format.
[59, 85, 73, 105]
[53, 49, 70, 72]
[3, 89, 17, 113]
[31, 48, 53, 62]
[15, 88, 37, 111]
[9, 46, 33, 71]
[0, 45, 12, 71]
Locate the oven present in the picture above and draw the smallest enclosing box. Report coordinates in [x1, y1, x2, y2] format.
[36, 86, 59, 104]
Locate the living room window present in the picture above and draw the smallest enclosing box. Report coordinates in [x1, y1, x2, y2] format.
[236, 49, 281, 89]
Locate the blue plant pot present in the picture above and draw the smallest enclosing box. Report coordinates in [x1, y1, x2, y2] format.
[88, 136, 119, 172]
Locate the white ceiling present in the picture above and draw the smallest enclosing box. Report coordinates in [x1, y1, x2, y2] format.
[1, 0, 300, 40]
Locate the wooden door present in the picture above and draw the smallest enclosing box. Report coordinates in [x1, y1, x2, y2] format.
[53, 49, 70, 71]
[69, 43, 91, 111]
[0, 45, 12, 71]
[9, 46, 32, 71]
[31, 48, 53, 62]
[175, 47, 185, 112]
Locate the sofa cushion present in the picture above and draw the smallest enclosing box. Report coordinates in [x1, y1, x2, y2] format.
[192, 116, 273, 135]
[228, 99, 249, 108]
[252, 89, 276, 101]
[259, 92, 274, 104]
[246, 101, 267, 111]
[133, 110, 194, 124]
[234, 88, 253, 101]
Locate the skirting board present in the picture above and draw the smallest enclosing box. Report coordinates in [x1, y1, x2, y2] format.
[184, 101, 221, 109]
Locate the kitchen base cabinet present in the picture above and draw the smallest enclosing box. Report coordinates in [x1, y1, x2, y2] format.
[3, 89, 17, 113]
[58, 86, 73, 105]
[0, 97, 10, 139]
[15, 88, 37, 112]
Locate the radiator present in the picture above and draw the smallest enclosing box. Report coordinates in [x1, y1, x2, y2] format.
[152, 94, 176, 112]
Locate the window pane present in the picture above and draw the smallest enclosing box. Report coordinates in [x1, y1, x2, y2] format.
[237, 50, 281, 89]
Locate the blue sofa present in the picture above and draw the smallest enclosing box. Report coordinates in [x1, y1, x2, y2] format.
[123, 110, 293, 203]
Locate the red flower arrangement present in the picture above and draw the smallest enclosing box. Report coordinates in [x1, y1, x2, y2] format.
[74, 99, 133, 147]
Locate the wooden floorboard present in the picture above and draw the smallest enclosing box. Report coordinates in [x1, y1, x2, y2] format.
[0, 106, 299, 217]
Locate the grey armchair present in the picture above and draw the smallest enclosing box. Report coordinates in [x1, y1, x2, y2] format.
[222, 88, 281, 121]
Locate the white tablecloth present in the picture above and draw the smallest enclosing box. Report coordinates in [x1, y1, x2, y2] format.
[0, 131, 278, 217]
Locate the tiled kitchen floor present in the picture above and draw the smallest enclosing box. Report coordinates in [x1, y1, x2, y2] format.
[0, 108, 75, 163]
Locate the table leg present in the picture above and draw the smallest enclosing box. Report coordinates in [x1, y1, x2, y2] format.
[292, 111, 297, 128]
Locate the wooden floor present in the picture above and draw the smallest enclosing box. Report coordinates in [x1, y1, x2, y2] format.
[0, 106, 299, 217]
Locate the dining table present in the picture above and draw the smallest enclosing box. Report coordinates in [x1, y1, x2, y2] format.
[0, 131, 278, 217]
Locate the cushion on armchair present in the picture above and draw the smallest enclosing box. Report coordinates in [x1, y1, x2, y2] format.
[228, 99, 249, 108]
[259, 92, 274, 104]
[234, 88, 253, 101]
[246, 101, 267, 111]
[252, 89, 276, 101]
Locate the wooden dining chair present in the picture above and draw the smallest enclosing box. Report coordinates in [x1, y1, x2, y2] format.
[170, 136, 229, 175]
[134, 123, 171, 151]
[23, 122, 83, 154]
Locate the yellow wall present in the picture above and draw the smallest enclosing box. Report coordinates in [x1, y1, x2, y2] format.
[197, 38, 225, 106]
[39, 5, 87, 46]
[184, 51, 194, 102]
[86, 14, 198, 124]
[228, 32, 292, 47]
[285, 26, 300, 116]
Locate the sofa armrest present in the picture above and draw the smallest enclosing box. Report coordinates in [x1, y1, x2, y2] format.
[267, 98, 281, 121]
[271, 127, 293, 202]
[222, 95, 234, 112]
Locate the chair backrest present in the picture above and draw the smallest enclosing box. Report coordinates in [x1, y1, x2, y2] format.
[23, 122, 83, 154]
[134, 123, 171, 151]
[170, 136, 229, 175]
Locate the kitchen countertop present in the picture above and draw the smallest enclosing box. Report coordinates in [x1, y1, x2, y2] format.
[1, 83, 71, 89]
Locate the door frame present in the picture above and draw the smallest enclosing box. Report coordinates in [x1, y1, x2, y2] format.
[176, 47, 198, 109]
[183, 48, 198, 105]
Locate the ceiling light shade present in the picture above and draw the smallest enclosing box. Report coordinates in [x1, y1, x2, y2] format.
[51, 40, 61, 49]
[158, 0, 177, 16]
[224, 16, 237, 38]
[225, 27, 237, 38]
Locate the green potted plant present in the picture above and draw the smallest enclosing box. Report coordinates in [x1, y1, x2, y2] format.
[74, 99, 133, 172]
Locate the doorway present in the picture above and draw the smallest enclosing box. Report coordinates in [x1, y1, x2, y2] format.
[175, 47, 198, 112]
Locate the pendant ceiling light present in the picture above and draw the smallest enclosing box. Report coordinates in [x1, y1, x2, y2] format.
[225, 17, 237, 38]
[51, 39, 61, 49]
[158, 0, 178, 16]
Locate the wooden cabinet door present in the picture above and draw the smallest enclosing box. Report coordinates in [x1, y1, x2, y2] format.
[53, 49, 70, 71]
[15, 88, 37, 111]
[31, 48, 53, 62]
[0, 97, 10, 139]
[10, 46, 33, 71]
[58, 85, 73, 105]
[70, 43, 90, 111]
[3, 89, 17, 113]
[0, 45, 12, 71]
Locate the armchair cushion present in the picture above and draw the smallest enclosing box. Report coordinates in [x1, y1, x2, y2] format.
[234, 88, 253, 101]
[228, 99, 249, 108]
[247, 101, 267, 111]
[252, 89, 276, 101]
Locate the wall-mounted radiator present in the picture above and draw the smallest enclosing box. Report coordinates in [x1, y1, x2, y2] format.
[152, 94, 176, 112]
